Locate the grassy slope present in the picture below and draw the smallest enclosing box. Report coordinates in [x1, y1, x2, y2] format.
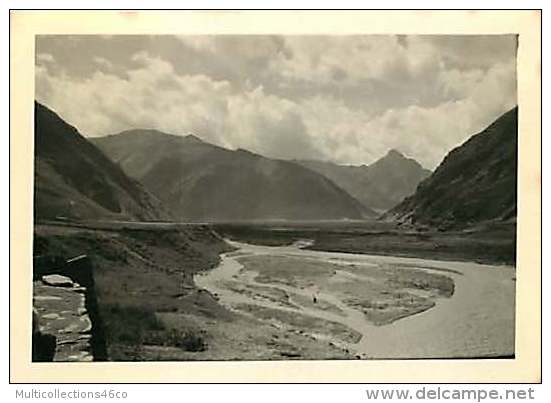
[34, 224, 233, 360]
[92, 130, 373, 220]
[385, 107, 518, 227]
[34, 102, 167, 221]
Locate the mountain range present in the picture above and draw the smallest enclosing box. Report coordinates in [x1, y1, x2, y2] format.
[92, 130, 375, 221]
[34, 100, 518, 227]
[297, 150, 431, 212]
[34, 102, 167, 221]
[384, 107, 518, 228]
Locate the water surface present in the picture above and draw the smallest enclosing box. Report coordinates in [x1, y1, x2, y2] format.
[195, 240, 515, 359]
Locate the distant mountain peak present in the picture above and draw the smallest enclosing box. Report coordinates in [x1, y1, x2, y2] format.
[235, 147, 257, 155]
[377, 149, 428, 172]
[385, 149, 405, 159]
[185, 134, 204, 143]
[297, 151, 431, 212]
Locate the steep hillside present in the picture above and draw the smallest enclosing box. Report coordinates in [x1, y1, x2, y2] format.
[34, 102, 167, 221]
[384, 107, 518, 228]
[93, 130, 374, 221]
[298, 150, 431, 212]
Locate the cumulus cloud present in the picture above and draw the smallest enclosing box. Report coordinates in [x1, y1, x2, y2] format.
[270, 36, 436, 85]
[36, 50, 323, 161]
[35, 35, 517, 169]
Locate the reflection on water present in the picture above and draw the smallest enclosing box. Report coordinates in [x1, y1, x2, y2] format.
[195, 240, 515, 359]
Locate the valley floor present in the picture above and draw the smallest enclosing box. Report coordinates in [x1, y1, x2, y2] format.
[213, 220, 516, 266]
[32, 219, 516, 361]
[196, 240, 515, 359]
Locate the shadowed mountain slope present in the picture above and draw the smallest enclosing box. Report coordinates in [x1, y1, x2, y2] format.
[34, 102, 167, 221]
[93, 130, 375, 221]
[383, 107, 518, 228]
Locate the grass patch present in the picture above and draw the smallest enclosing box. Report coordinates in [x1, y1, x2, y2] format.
[101, 303, 164, 346]
[143, 329, 207, 352]
[101, 303, 207, 358]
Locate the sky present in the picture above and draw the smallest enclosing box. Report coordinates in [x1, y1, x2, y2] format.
[35, 35, 517, 169]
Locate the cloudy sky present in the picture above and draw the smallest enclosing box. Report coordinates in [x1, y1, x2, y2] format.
[35, 35, 517, 169]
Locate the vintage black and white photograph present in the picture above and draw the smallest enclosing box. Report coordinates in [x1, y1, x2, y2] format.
[30, 32, 519, 363]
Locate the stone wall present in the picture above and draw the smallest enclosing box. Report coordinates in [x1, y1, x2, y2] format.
[32, 255, 107, 361]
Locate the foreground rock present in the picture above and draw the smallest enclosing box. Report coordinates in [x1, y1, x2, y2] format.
[33, 276, 93, 362]
[42, 274, 74, 287]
